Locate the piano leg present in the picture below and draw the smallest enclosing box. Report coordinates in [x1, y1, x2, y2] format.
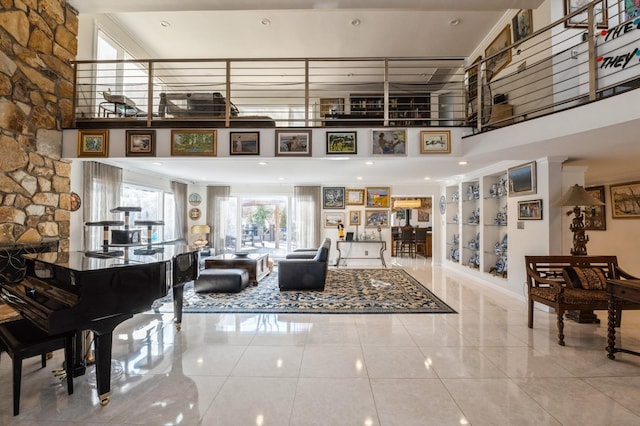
[172, 284, 185, 331]
[92, 315, 132, 406]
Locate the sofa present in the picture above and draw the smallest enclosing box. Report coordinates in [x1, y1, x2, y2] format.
[278, 238, 331, 291]
[525, 255, 640, 346]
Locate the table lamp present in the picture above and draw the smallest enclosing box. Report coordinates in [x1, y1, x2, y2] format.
[191, 224, 211, 248]
[552, 184, 604, 255]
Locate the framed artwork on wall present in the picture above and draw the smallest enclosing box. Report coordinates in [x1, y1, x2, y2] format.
[485, 25, 512, 81]
[512, 9, 533, 43]
[275, 130, 312, 156]
[371, 129, 406, 155]
[230, 132, 260, 155]
[171, 130, 216, 156]
[564, 0, 608, 28]
[346, 189, 365, 205]
[324, 212, 345, 228]
[517, 199, 543, 220]
[610, 181, 640, 218]
[366, 187, 390, 208]
[625, 0, 640, 20]
[78, 130, 109, 157]
[326, 131, 357, 154]
[584, 185, 606, 230]
[323, 187, 345, 209]
[508, 161, 537, 197]
[188, 193, 202, 206]
[349, 210, 361, 226]
[125, 130, 155, 157]
[365, 210, 389, 228]
[420, 130, 451, 154]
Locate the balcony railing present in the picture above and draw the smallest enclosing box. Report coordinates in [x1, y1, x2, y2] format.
[71, 1, 640, 131]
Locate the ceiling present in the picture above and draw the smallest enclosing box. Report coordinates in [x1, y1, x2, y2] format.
[66, 0, 640, 187]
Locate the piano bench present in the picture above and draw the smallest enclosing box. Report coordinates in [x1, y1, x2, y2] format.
[0, 319, 74, 416]
[194, 268, 250, 293]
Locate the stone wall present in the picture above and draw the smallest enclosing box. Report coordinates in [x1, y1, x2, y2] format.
[0, 0, 77, 250]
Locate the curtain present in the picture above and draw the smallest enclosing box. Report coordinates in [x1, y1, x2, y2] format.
[82, 161, 122, 251]
[206, 185, 230, 255]
[171, 181, 188, 241]
[293, 186, 321, 249]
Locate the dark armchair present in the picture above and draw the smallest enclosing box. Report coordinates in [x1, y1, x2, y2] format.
[278, 238, 331, 291]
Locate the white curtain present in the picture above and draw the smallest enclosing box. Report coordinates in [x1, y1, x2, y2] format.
[171, 181, 188, 241]
[82, 161, 122, 251]
[206, 185, 230, 255]
[293, 186, 321, 249]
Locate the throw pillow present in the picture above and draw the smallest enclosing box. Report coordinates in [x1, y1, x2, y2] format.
[562, 266, 608, 290]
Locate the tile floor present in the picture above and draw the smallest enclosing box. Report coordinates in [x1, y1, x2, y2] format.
[2, 258, 640, 425]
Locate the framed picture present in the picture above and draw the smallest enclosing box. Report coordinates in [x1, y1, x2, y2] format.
[326, 131, 357, 154]
[346, 188, 365, 205]
[420, 130, 451, 154]
[564, 0, 608, 28]
[78, 130, 109, 157]
[188, 208, 201, 220]
[512, 9, 533, 43]
[418, 209, 430, 222]
[610, 181, 640, 218]
[125, 130, 155, 157]
[517, 199, 543, 220]
[171, 130, 216, 156]
[324, 212, 345, 228]
[366, 187, 391, 208]
[323, 187, 345, 209]
[485, 25, 512, 81]
[349, 210, 361, 226]
[70, 192, 81, 212]
[319, 98, 344, 117]
[508, 161, 537, 197]
[365, 210, 390, 228]
[275, 130, 312, 156]
[188, 193, 202, 206]
[371, 129, 407, 155]
[230, 132, 260, 155]
[585, 185, 606, 230]
[625, 0, 640, 20]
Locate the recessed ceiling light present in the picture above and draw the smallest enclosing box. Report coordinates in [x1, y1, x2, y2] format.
[351, 18, 361, 26]
[160, 21, 171, 28]
[357, 176, 363, 180]
[458, 161, 468, 165]
[261, 18, 271, 26]
[423, 177, 431, 180]
[449, 18, 461, 26]
[259, 161, 268, 165]
[278, 177, 284, 180]
[152, 162, 162, 165]
[365, 161, 374, 165]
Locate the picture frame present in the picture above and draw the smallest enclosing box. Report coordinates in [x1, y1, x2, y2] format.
[346, 188, 365, 206]
[365, 210, 390, 228]
[564, 0, 608, 28]
[326, 131, 357, 154]
[125, 130, 155, 157]
[349, 210, 361, 226]
[508, 161, 537, 197]
[512, 9, 533, 43]
[366, 187, 391, 208]
[585, 185, 606, 230]
[78, 130, 109, 157]
[230, 131, 260, 155]
[484, 25, 512, 81]
[371, 129, 407, 155]
[319, 98, 344, 117]
[418, 209, 430, 222]
[610, 181, 640, 218]
[625, 0, 640, 20]
[188, 193, 202, 206]
[171, 130, 216, 156]
[324, 212, 345, 228]
[323, 187, 345, 209]
[420, 130, 451, 154]
[188, 208, 201, 220]
[275, 130, 312, 156]
[517, 199, 543, 220]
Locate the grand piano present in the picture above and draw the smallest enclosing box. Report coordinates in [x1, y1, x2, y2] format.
[0, 244, 198, 406]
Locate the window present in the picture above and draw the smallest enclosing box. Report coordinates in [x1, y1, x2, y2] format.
[121, 184, 176, 242]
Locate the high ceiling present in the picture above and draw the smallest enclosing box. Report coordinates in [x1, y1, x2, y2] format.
[66, 0, 639, 187]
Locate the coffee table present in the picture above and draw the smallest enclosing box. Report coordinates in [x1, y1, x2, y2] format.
[204, 252, 270, 285]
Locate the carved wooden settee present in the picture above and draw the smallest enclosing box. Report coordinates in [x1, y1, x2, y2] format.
[525, 255, 640, 346]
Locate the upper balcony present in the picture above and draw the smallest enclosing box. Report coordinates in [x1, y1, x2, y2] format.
[70, 2, 640, 132]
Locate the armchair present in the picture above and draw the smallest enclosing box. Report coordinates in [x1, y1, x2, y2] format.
[278, 238, 331, 291]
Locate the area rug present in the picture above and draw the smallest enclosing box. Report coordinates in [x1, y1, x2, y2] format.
[152, 268, 456, 314]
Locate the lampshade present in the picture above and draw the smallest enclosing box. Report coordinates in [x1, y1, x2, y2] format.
[393, 199, 421, 209]
[191, 225, 211, 235]
[552, 184, 604, 207]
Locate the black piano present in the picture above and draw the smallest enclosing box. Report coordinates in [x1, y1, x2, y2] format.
[0, 245, 198, 406]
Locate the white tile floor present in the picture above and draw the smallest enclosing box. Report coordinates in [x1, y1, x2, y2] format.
[2, 258, 640, 425]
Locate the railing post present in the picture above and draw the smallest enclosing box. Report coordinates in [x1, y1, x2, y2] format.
[587, 3, 597, 101]
[146, 61, 153, 127]
[476, 66, 484, 133]
[383, 59, 389, 126]
[226, 61, 231, 127]
[305, 59, 309, 127]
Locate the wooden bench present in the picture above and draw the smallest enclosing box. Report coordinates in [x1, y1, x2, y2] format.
[525, 255, 640, 346]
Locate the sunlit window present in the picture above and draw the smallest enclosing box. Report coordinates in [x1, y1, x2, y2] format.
[121, 184, 176, 242]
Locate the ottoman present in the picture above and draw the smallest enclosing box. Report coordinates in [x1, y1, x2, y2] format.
[194, 268, 250, 293]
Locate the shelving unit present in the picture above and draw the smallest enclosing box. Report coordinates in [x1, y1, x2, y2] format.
[461, 180, 480, 269]
[482, 174, 508, 278]
[349, 94, 431, 126]
[445, 185, 460, 263]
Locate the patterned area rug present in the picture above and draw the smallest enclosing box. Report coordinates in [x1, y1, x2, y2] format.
[152, 268, 455, 314]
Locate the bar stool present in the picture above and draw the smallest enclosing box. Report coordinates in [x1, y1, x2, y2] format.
[0, 319, 74, 416]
